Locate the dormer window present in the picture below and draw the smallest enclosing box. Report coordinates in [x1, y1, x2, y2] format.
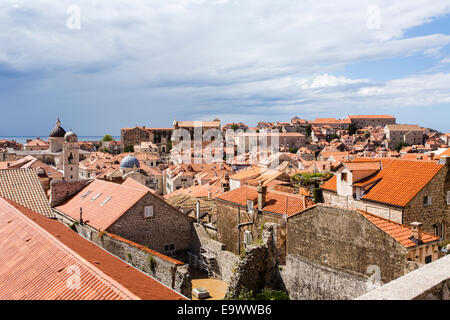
[341, 172, 348, 182]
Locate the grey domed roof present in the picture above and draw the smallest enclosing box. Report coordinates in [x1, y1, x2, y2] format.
[64, 130, 78, 142]
[49, 118, 66, 138]
[120, 155, 140, 169]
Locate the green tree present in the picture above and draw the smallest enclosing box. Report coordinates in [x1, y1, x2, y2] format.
[313, 188, 324, 203]
[289, 147, 298, 154]
[347, 123, 358, 135]
[305, 125, 312, 138]
[124, 145, 134, 153]
[101, 134, 115, 142]
[395, 142, 409, 152]
[364, 131, 371, 139]
[231, 124, 239, 131]
[327, 134, 339, 142]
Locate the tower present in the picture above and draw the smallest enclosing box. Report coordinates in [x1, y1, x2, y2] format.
[48, 117, 66, 153]
[63, 129, 79, 180]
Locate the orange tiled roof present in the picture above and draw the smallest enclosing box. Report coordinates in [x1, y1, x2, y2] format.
[229, 166, 264, 181]
[216, 186, 314, 217]
[321, 159, 444, 208]
[24, 138, 48, 147]
[343, 161, 381, 171]
[55, 179, 148, 231]
[358, 210, 440, 248]
[348, 115, 395, 119]
[0, 169, 54, 218]
[437, 148, 450, 159]
[164, 183, 223, 199]
[0, 197, 185, 300]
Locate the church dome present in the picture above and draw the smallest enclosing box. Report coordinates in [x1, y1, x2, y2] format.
[49, 117, 66, 138]
[120, 155, 140, 169]
[64, 130, 78, 142]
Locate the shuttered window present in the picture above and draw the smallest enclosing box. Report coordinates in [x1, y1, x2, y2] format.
[144, 206, 154, 218]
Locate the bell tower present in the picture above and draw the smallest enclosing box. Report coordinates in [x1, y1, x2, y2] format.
[63, 129, 79, 180]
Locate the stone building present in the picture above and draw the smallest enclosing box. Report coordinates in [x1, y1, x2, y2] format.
[234, 132, 306, 153]
[120, 126, 173, 153]
[283, 204, 440, 299]
[384, 124, 424, 149]
[215, 183, 314, 256]
[53, 179, 193, 257]
[24, 138, 49, 151]
[173, 120, 221, 142]
[48, 117, 66, 153]
[63, 130, 79, 180]
[348, 115, 396, 128]
[321, 158, 450, 241]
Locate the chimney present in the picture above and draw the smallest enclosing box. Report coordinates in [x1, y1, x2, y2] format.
[196, 200, 200, 222]
[207, 191, 212, 200]
[223, 173, 230, 192]
[410, 222, 423, 242]
[257, 181, 267, 211]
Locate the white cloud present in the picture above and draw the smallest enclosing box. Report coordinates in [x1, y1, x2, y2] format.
[300, 74, 369, 89]
[0, 0, 450, 131]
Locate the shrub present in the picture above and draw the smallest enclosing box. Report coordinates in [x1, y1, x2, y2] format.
[237, 287, 255, 300]
[148, 254, 157, 272]
[255, 289, 290, 300]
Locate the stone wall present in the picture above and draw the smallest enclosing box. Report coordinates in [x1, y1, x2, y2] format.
[357, 254, 450, 300]
[287, 205, 408, 284]
[50, 179, 92, 207]
[106, 191, 193, 257]
[55, 215, 192, 298]
[323, 190, 403, 223]
[216, 200, 283, 255]
[280, 254, 370, 300]
[191, 223, 239, 284]
[225, 224, 280, 299]
[404, 162, 449, 240]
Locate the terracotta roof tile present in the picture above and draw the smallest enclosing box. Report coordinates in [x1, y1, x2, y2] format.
[55, 179, 148, 231]
[321, 159, 444, 208]
[216, 186, 314, 217]
[0, 197, 185, 300]
[358, 210, 440, 248]
[0, 169, 54, 218]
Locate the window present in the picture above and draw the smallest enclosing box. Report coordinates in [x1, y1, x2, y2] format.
[247, 200, 254, 214]
[164, 244, 175, 252]
[425, 255, 432, 264]
[244, 230, 253, 246]
[91, 193, 102, 201]
[144, 206, 154, 218]
[433, 223, 444, 238]
[341, 172, 347, 182]
[423, 196, 432, 206]
[100, 197, 112, 206]
[447, 191, 450, 205]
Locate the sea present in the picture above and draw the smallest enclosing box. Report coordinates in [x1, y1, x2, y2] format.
[0, 136, 120, 144]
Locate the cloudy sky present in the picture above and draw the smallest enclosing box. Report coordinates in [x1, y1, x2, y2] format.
[1, 0, 450, 136]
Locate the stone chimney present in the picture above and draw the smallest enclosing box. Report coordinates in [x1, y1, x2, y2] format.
[196, 200, 200, 222]
[257, 181, 267, 211]
[410, 222, 423, 242]
[223, 173, 230, 192]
